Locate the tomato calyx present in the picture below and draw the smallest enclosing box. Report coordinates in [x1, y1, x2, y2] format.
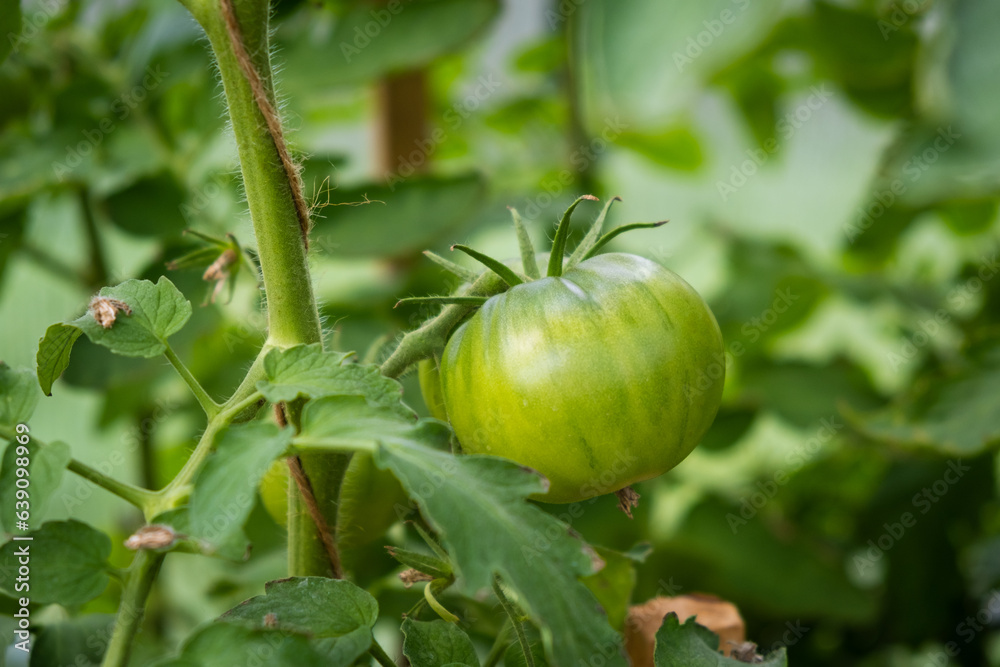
[395, 195, 668, 311]
[381, 195, 669, 379]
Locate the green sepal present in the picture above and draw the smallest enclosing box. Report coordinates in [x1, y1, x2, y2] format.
[386, 545, 453, 580]
[510, 207, 541, 279]
[566, 196, 622, 269]
[581, 221, 669, 260]
[547, 195, 598, 278]
[451, 244, 525, 287]
[423, 250, 480, 283]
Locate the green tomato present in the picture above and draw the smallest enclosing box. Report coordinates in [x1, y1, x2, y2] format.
[439, 252, 724, 504]
[418, 358, 449, 421]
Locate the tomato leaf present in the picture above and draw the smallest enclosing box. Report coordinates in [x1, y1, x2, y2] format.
[258, 344, 412, 418]
[0, 363, 41, 429]
[69, 277, 192, 357]
[35, 277, 192, 394]
[153, 622, 329, 667]
[653, 613, 787, 666]
[221, 577, 377, 665]
[583, 544, 649, 630]
[0, 520, 111, 605]
[846, 340, 1000, 455]
[29, 615, 114, 667]
[188, 423, 292, 549]
[296, 395, 628, 667]
[401, 618, 478, 667]
[0, 439, 70, 534]
[36, 324, 83, 396]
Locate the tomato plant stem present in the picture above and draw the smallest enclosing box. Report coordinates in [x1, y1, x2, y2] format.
[0, 428, 155, 509]
[381, 270, 506, 378]
[176, 0, 348, 579]
[369, 639, 399, 667]
[483, 622, 513, 667]
[492, 575, 535, 667]
[101, 550, 164, 667]
[163, 343, 221, 418]
[67, 459, 157, 509]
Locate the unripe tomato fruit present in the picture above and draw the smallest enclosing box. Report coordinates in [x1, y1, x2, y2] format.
[418, 358, 449, 421]
[439, 252, 724, 503]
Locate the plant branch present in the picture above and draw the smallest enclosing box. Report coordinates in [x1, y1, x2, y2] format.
[68, 459, 157, 509]
[484, 622, 513, 667]
[181, 0, 321, 348]
[369, 639, 399, 667]
[78, 186, 109, 288]
[101, 550, 164, 667]
[381, 270, 506, 378]
[163, 343, 221, 418]
[216, 0, 311, 247]
[0, 428, 155, 509]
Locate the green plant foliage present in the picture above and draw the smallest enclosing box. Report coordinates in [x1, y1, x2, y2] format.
[847, 341, 1000, 454]
[153, 622, 329, 666]
[653, 613, 787, 666]
[0, 363, 39, 427]
[296, 395, 628, 666]
[401, 618, 478, 667]
[0, 520, 112, 606]
[29, 615, 115, 667]
[281, 0, 500, 88]
[0, 439, 69, 534]
[221, 577, 378, 663]
[258, 344, 412, 417]
[189, 423, 293, 546]
[36, 277, 192, 395]
[3, 0, 1000, 663]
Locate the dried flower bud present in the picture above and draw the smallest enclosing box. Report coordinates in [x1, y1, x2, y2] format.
[125, 524, 178, 551]
[399, 568, 434, 588]
[90, 296, 132, 329]
[730, 641, 765, 663]
[615, 486, 641, 519]
[203, 248, 238, 282]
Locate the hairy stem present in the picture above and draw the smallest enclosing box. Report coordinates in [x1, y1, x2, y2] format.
[381, 270, 506, 378]
[68, 459, 157, 510]
[0, 429, 155, 509]
[180, 0, 320, 347]
[101, 550, 164, 667]
[177, 0, 347, 578]
[493, 575, 535, 667]
[164, 343, 220, 418]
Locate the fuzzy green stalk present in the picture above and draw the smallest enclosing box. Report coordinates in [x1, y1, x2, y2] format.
[176, 0, 347, 579]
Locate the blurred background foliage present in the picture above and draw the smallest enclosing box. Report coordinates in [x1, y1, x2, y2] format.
[1, 0, 999, 664]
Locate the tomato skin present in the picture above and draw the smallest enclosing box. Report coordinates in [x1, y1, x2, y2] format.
[439, 252, 724, 503]
[418, 358, 449, 421]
